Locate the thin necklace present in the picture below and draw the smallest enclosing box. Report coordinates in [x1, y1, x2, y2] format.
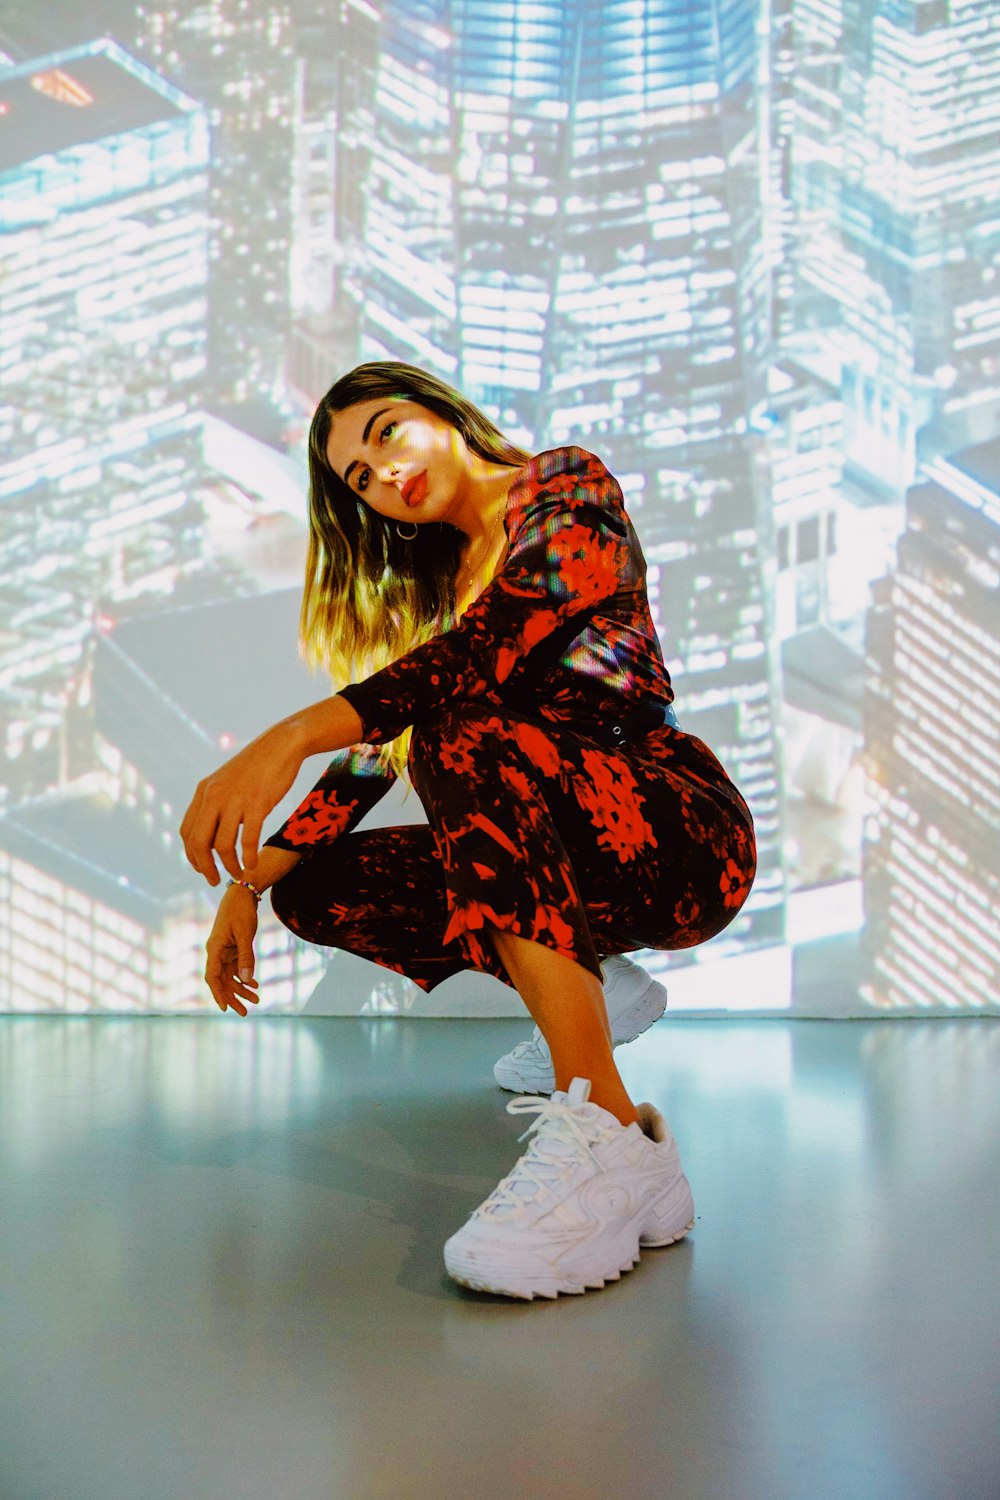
[456, 493, 508, 595]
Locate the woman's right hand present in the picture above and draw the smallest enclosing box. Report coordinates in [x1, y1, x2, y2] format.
[205, 883, 260, 1016]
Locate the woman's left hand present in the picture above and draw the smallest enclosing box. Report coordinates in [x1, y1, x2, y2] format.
[180, 724, 305, 885]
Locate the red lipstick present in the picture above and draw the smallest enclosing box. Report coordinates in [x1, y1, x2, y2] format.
[403, 472, 428, 506]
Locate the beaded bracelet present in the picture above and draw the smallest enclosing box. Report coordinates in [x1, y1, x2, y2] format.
[228, 877, 263, 904]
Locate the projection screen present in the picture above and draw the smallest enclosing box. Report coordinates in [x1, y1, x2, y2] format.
[0, 0, 997, 1016]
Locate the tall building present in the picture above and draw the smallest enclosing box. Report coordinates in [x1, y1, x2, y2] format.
[0, 39, 210, 776]
[766, 357, 845, 639]
[284, 0, 383, 399]
[288, 0, 380, 320]
[863, 438, 1000, 1011]
[763, 0, 797, 345]
[0, 584, 328, 1014]
[0, 777, 323, 1014]
[0, 39, 314, 1014]
[790, 0, 1000, 493]
[343, 0, 784, 956]
[0, 38, 210, 1010]
[133, 1, 297, 410]
[782, 0, 847, 341]
[768, 0, 1000, 973]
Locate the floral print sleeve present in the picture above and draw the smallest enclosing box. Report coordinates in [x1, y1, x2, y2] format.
[264, 743, 396, 854]
[337, 446, 673, 746]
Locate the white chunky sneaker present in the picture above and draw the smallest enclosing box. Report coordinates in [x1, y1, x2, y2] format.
[444, 1077, 694, 1300]
[493, 955, 668, 1095]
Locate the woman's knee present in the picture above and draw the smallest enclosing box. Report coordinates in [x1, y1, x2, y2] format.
[268, 865, 299, 931]
[269, 858, 334, 942]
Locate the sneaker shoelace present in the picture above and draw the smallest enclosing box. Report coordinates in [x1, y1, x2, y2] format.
[477, 1093, 616, 1220]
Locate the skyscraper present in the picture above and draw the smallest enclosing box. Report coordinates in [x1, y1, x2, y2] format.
[283, 0, 383, 399]
[792, 0, 1000, 492]
[0, 37, 321, 1014]
[0, 39, 210, 773]
[134, 1, 297, 410]
[0, 38, 215, 1010]
[863, 438, 1000, 1011]
[346, 0, 784, 956]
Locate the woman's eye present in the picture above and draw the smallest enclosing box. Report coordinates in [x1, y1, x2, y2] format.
[357, 422, 398, 491]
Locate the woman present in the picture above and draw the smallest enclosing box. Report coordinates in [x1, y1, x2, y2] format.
[180, 361, 756, 1300]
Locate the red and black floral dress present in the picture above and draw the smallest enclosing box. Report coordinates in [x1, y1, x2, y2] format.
[265, 446, 756, 992]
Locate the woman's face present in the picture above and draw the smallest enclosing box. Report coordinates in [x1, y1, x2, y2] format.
[325, 396, 468, 529]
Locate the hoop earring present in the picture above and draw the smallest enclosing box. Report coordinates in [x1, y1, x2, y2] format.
[395, 520, 419, 541]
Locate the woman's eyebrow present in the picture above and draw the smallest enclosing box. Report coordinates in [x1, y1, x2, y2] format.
[343, 407, 395, 487]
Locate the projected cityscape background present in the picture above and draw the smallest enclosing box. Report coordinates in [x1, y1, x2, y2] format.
[0, 1, 997, 1017]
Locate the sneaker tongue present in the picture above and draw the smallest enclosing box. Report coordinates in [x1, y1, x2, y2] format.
[541, 1085, 621, 1146]
[551, 1084, 624, 1144]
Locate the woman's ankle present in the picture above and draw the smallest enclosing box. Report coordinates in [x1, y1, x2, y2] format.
[553, 1067, 639, 1129]
[591, 1092, 640, 1130]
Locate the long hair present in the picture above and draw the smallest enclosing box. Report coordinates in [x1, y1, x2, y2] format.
[300, 361, 533, 789]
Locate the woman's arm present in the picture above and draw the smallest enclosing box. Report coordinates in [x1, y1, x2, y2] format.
[236, 844, 302, 893]
[180, 693, 364, 885]
[281, 694, 365, 759]
[264, 741, 398, 855]
[205, 844, 302, 1015]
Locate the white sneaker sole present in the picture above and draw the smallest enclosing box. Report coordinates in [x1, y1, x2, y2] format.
[445, 1172, 694, 1300]
[493, 977, 667, 1095]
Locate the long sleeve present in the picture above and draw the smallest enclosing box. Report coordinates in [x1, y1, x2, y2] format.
[338, 447, 635, 747]
[264, 742, 397, 853]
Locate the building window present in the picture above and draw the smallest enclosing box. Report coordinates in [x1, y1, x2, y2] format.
[797, 514, 820, 564]
[795, 569, 821, 629]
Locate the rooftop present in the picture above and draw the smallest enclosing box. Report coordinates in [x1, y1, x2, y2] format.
[93, 585, 325, 813]
[950, 435, 1000, 497]
[781, 625, 865, 733]
[0, 792, 197, 926]
[918, 435, 1000, 532]
[0, 38, 193, 174]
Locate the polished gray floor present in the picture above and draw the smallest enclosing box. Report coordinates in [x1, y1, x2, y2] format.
[0, 1016, 997, 1500]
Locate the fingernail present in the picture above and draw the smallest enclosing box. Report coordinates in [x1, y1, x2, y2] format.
[240, 968, 252, 983]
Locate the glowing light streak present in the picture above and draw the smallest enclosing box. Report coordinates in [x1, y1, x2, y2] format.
[29, 70, 94, 108]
